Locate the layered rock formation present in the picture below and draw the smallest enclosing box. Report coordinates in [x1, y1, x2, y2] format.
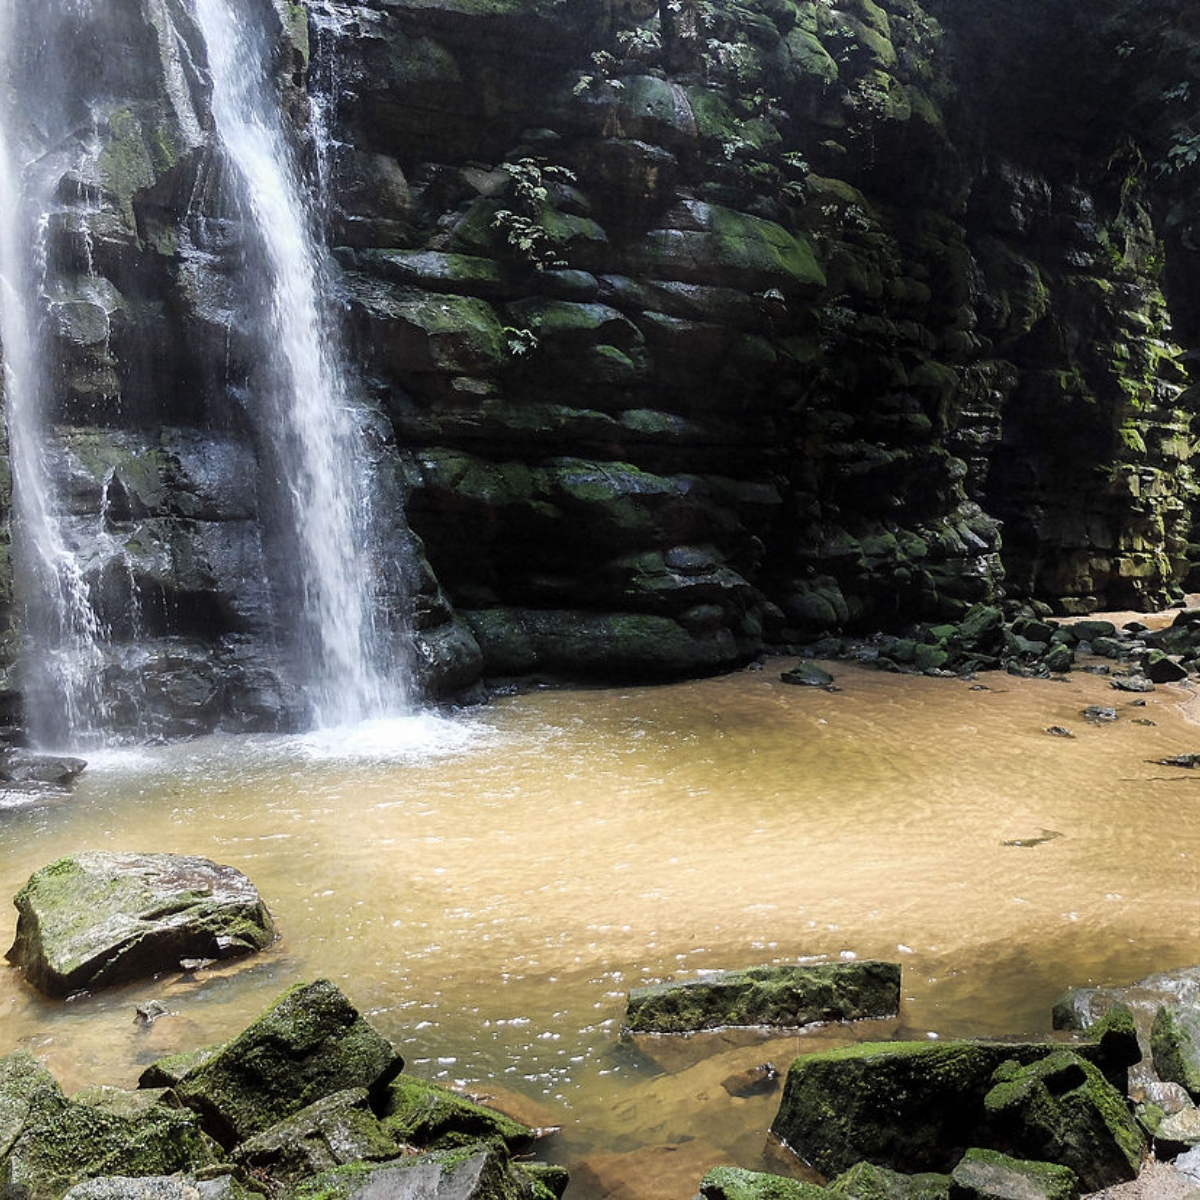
[0, 0, 1198, 735]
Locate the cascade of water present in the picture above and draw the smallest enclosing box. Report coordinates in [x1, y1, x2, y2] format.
[0, 0, 110, 746]
[190, 0, 405, 726]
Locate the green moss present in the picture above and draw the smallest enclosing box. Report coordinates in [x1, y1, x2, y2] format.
[698, 1165, 829, 1199]
[380, 1077, 531, 1152]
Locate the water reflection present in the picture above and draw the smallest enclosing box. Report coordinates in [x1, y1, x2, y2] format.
[2, 660, 1199, 1196]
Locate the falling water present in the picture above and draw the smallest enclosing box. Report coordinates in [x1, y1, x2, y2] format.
[0, 0, 109, 745]
[192, 0, 402, 726]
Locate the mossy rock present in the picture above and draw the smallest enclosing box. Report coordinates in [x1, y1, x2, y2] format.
[697, 1165, 830, 1199]
[770, 1038, 1134, 1179]
[1152, 1003, 1200, 1099]
[625, 961, 901, 1033]
[983, 1050, 1144, 1191]
[949, 1147, 1078, 1200]
[378, 1076, 533, 1153]
[289, 1142, 528, 1199]
[59, 1177, 253, 1199]
[0, 1051, 221, 1199]
[169, 979, 403, 1148]
[826, 1160, 950, 1198]
[233, 1088, 404, 1185]
[464, 608, 741, 680]
[5, 852, 276, 998]
[627, 201, 824, 294]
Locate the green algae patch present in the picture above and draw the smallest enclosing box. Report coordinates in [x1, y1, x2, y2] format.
[626, 961, 901, 1033]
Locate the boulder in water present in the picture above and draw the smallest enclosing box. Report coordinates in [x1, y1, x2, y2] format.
[5, 851, 276, 997]
[624, 960, 901, 1033]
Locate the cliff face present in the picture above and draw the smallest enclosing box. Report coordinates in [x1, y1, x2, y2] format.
[0, 0, 1196, 735]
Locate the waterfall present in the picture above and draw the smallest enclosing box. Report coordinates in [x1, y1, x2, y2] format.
[192, 0, 405, 727]
[0, 0, 110, 746]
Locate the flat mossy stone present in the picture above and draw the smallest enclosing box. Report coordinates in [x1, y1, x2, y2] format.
[139, 1045, 222, 1090]
[0, 1050, 221, 1198]
[60, 1178, 254, 1199]
[378, 1076, 533, 1153]
[1152, 1003, 1200, 1098]
[625, 961, 901, 1033]
[5, 852, 276, 997]
[983, 1050, 1144, 1191]
[949, 1147, 1078, 1200]
[827, 1160, 950, 1198]
[770, 1039, 1131, 1179]
[697, 1165, 830, 1198]
[233, 1087, 404, 1184]
[290, 1142, 523, 1199]
[781, 663, 835, 688]
[171, 979, 403, 1148]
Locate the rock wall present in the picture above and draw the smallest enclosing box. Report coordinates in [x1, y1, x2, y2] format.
[0, 0, 1197, 734]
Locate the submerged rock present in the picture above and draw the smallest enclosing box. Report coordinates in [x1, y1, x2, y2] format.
[0, 749, 87, 789]
[624, 961, 901, 1033]
[781, 662, 835, 688]
[5, 852, 276, 997]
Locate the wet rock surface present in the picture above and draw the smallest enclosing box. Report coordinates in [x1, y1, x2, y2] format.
[0, 978, 555, 1200]
[5, 852, 276, 998]
[3, 0, 1200, 734]
[625, 961, 901, 1034]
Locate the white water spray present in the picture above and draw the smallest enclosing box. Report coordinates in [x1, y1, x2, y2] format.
[0, 0, 109, 745]
[192, 0, 403, 726]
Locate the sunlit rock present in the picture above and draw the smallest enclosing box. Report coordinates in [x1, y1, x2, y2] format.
[625, 961, 901, 1034]
[5, 851, 276, 997]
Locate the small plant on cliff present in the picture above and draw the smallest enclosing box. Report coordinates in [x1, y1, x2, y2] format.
[491, 157, 577, 272]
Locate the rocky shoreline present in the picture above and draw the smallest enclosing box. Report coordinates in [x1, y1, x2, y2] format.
[9, 849, 1200, 1197]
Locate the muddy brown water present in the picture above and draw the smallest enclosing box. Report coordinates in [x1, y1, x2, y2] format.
[3, 659, 1200, 1196]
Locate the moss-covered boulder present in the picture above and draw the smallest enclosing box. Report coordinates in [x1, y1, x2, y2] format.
[826, 1161, 950, 1198]
[1152, 1003, 1200, 1098]
[232, 1088, 405, 1185]
[60, 1178, 253, 1199]
[0, 1051, 221, 1199]
[289, 1142, 531, 1199]
[770, 1037, 1135, 1178]
[948, 1148, 1078, 1200]
[697, 1165, 830, 1199]
[982, 1050, 1144, 1191]
[167, 979, 403, 1147]
[378, 1076, 533, 1154]
[5, 852, 276, 997]
[625, 961, 901, 1033]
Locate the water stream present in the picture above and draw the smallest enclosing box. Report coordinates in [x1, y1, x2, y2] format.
[192, 0, 404, 726]
[2, 662, 1199, 1196]
[0, 0, 111, 744]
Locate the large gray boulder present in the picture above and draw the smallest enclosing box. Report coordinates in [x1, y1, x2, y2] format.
[5, 852, 276, 997]
[625, 961, 901, 1033]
